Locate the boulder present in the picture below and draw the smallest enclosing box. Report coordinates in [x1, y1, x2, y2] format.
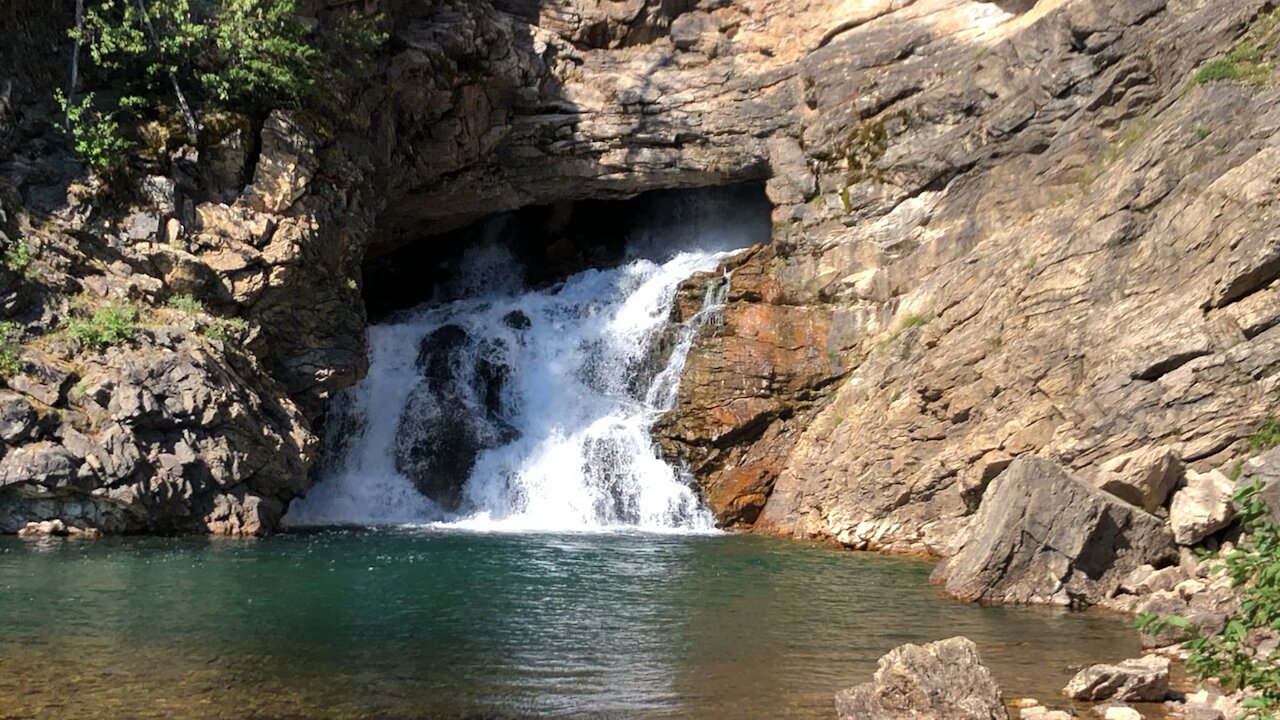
[1091, 446, 1184, 513]
[835, 637, 1008, 720]
[1169, 469, 1235, 546]
[1102, 708, 1142, 720]
[933, 457, 1177, 605]
[1063, 655, 1169, 702]
[1118, 564, 1184, 595]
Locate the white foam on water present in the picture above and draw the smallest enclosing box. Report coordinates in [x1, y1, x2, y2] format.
[286, 194, 761, 532]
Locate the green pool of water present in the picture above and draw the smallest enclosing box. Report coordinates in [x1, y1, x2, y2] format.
[0, 529, 1143, 719]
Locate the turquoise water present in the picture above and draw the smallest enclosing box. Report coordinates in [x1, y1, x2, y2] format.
[0, 530, 1142, 719]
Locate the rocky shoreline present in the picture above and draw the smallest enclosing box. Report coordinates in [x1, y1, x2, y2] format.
[839, 633, 1248, 720]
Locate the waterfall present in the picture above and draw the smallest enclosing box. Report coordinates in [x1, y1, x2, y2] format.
[286, 193, 761, 531]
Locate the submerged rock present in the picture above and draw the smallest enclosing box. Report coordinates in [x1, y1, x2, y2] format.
[835, 636, 1008, 720]
[932, 457, 1176, 606]
[1063, 655, 1169, 702]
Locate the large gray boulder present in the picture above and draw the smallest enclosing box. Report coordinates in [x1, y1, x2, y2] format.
[835, 637, 1008, 720]
[932, 457, 1177, 605]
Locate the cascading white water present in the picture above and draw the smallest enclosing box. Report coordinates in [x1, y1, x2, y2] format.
[286, 192, 763, 531]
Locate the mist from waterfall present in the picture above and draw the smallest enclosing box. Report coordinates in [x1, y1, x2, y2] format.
[285, 190, 766, 531]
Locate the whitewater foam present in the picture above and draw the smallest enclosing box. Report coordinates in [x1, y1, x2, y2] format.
[287, 197, 762, 532]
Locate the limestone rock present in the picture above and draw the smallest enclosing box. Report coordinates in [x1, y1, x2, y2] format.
[835, 637, 1008, 720]
[1119, 564, 1184, 595]
[0, 329, 315, 535]
[1092, 446, 1184, 513]
[933, 457, 1176, 605]
[1170, 470, 1236, 546]
[243, 111, 318, 214]
[1063, 655, 1169, 702]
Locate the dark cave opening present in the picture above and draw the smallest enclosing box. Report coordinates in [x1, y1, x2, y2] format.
[361, 181, 773, 322]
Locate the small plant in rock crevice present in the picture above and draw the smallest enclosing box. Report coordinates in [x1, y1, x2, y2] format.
[69, 302, 139, 349]
[880, 313, 934, 347]
[166, 293, 204, 315]
[1250, 415, 1280, 452]
[163, 294, 249, 345]
[1192, 8, 1280, 88]
[205, 315, 249, 345]
[0, 322, 24, 378]
[54, 90, 133, 173]
[3, 236, 34, 276]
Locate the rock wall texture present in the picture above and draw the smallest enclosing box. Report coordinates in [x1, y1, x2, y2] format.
[682, 0, 1280, 557]
[4, 0, 1280, 540]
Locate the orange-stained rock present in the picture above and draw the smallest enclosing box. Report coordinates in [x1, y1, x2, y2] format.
[657, 245, 845, 527]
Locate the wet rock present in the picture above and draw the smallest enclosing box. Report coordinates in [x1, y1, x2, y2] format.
[658, 245, 843, 528]
[1091, 446, 1184, 513]
[17, 518, 66, 537]
[1020, 708, 1073, 720]
[1170, 469, 1236, 546]
[397, 326, 517, 510]
[933, 457, 1177, 605]
[835, 637, 1008, 720]
[1179, 702, 1226, 720]
[1102, 707, 1142, 720]
[503, 311, 532, 331]
[1064, 655, 1169, 702]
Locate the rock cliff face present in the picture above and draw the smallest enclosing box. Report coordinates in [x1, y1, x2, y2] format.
[3, 0, 1280, 540]
[682, 0, 1280, 556]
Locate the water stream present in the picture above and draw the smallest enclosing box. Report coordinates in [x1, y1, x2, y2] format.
[287, 194, 760, 531]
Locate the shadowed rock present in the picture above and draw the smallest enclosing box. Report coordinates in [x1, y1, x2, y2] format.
[932, 457, 1176, 606]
